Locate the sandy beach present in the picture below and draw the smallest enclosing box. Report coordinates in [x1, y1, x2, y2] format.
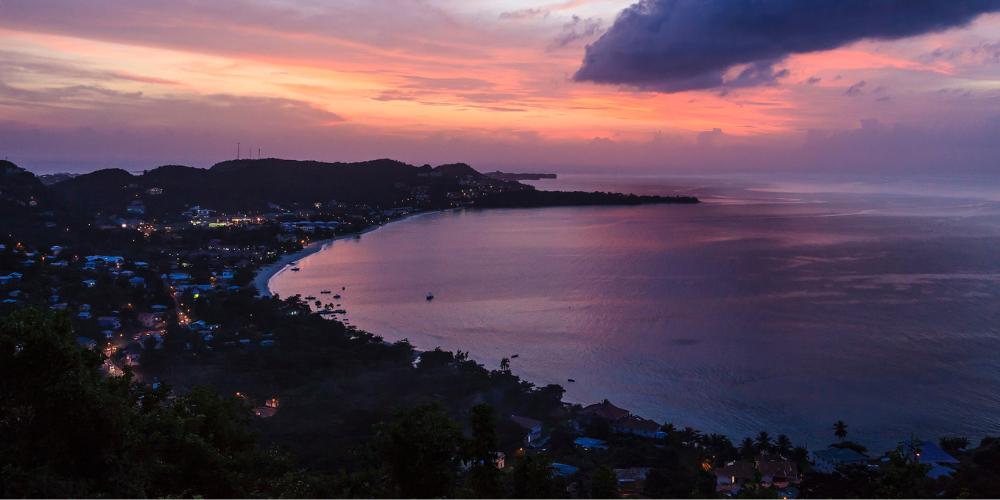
[252, 210, 442, 297]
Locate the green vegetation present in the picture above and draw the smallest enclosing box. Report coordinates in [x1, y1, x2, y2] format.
[7, 307, 1000, 498]
[0, 309, 328, 498]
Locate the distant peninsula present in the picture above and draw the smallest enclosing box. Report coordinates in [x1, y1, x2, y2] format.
[484, 171, 558, 181]
[38, 158, 696, 222]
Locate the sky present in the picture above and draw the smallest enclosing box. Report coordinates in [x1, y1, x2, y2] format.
[1, 0, 1000, 174]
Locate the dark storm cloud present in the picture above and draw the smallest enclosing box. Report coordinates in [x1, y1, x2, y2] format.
[573, 0, 1000, 93]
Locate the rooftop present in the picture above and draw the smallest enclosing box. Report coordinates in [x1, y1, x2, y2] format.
[813, 447, 868, 463]
[510, 415, 542, 430]
[909, 441, 959, 464]
[574, 437, 608, 449]
[615, 415, 662, 432]
[580, 401, 630, 421]
[717, 461, 755, 480]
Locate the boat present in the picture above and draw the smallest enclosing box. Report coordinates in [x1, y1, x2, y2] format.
[333, 294, 341, 299]
[342, 287, 345, 290]
[290, 267, 300, 272]
[332, 309, 346, 314]
[511, 354, 519, 359]
[567, 379, 575, 383]
[320, 290, 331, 294]
[426, 293, 434, 300]
[304, 295, 316, 300]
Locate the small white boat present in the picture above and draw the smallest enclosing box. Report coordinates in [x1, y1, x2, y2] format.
[333, 294, 341, 299]
[290, 267, 300, 272]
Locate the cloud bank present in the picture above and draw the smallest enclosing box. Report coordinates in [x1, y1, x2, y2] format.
[574, 0, 1000, 92]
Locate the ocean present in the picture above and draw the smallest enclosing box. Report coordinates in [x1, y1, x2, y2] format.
[269, 173, 1000, 453]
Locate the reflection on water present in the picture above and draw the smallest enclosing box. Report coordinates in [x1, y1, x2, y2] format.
[271, 174, 1000, 452]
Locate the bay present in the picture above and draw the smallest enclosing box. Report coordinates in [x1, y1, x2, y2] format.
[270, 173, 1000, 452]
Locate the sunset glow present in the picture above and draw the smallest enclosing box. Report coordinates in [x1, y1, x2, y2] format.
[1, 2, 999, 172]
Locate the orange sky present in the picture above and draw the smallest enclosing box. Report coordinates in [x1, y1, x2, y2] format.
[1, 2, 999, 173]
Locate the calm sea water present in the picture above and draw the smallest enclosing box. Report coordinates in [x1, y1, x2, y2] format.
[270, 173, 1000, 452]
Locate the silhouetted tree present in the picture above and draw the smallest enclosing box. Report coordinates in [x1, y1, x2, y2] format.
[775, 434, 792, 456]
[740, 437, 757, 461]
[590, 465, 618, 498]
[939, 436, 970, 454]
[462, 403, 503, 499]
[876, 439, 932, 498]
[509, 454, 555, 498]
[755, 430, 773, 455]
[367, 403, 465, 498]
[833, 420, 848, 442]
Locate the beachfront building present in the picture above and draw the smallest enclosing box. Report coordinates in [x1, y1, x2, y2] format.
[811, 447, 868, 473]
[611, 415, 666, 439]
[511, 415, 543, 445]
[578, 400, 631, 424]
[615, 467, 651, 494]
[717, 461, 755, 486]
[574, 437, 609, 450]
[756, 455, 799, 484]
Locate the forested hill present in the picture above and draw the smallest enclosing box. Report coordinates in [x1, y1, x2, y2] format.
[47, 158, 697, 219]
[0, 158, 698, 227]
[51, 158, 488, 217]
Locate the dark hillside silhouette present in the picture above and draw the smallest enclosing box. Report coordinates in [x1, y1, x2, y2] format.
[51, 158, 697, 218]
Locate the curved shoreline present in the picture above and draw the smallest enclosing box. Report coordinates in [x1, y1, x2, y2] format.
[252, 210, 443, 297]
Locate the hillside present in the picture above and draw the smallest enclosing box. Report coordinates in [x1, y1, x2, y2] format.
[52, 158, 491, 219]
[0, 161, 91, 248]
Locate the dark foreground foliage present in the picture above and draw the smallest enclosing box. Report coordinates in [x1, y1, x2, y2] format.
[7, 307, 1000, 498]
[0, 309, 333, 498]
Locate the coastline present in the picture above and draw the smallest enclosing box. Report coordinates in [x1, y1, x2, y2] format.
[252, 210, 442, 297]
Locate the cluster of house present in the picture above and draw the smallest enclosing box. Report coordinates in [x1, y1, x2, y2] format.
[94, 217, 155, 232]
[716, 455, 800, 497]
[2, 246, 74, 307]
[443, 175, 531, 205]
[811, 441, 959, 479]
[713, 441, 961, 498]
[0, 272, 22, 287]
[510, 400, 666, 452]
[279, 220, 343, 233]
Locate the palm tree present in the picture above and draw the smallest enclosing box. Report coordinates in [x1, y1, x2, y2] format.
[775, 434, 792, 456]
[833, 420, 848, 442]
[500, 357, 510, 372]
[755, 430, 773, 455]
[678, 426, 703, 445]
[740, 437, 756, 460]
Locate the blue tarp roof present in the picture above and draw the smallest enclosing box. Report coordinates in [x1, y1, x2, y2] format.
[909, 441, 959, 464]
[551, 463, 579, 477]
